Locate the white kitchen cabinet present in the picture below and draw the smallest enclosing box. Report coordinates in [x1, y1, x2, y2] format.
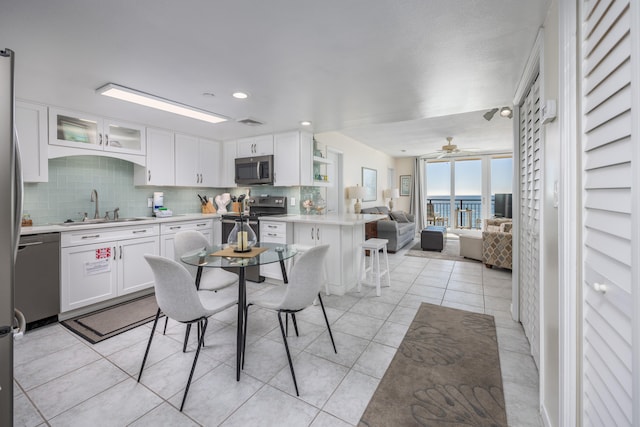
[175, 134, 221, 187]
[49, 107, 146, 164]
[61, 224, 160, 312]
[134, 127, 174, 186]
[159, 219, 213, 261]
[273, 131, 313, 187]
[212, 217, 222, 246]
[293, 221, 362, 294]
[15, 100, 48, 183]
[236, 134, 273, 157]
[260, 220, 292, 280]
[293, 222, 342, 285]
[219, 140, 238, 187]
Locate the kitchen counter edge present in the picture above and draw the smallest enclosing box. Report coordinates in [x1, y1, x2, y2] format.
[258, 213, 386, 226]
[20, 213, 223, 235]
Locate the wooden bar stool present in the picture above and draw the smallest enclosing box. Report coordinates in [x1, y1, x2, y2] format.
[357, 238, 390, 297]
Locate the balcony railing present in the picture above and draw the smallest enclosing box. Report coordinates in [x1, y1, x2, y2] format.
[427, 198, 491, 229]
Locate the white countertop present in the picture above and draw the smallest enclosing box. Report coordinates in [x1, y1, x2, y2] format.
[20, 213, 222, 235]
[258, 213, 386, 226]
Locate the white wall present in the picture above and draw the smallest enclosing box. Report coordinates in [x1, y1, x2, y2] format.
[314, 132, 396, 213]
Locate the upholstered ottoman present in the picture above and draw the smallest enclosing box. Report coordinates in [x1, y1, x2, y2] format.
[459, 232, 483, 261]
[420, 226, 447, 251]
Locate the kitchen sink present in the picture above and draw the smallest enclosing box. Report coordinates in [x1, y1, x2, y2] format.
[60, 218, 148, 226]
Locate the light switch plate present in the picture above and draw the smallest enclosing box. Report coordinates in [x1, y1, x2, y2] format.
[290, 197, 296, 206]
[147, 198, 153, 208]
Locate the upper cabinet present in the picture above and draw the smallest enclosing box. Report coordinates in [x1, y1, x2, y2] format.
[49, 108, 146, 165]
[236, 134, 273, 157]
[133, 128, 174, 186]
[219, 140, 237, 187]
[274, 131, 313, 186]
[175, 133, 220, 187]
[15, 100, 48, 183]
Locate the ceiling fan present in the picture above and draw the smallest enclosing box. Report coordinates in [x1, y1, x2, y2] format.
[428, 137, 483, 159]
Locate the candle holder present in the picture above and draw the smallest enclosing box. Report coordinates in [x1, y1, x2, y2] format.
[227, 214, 257, 253]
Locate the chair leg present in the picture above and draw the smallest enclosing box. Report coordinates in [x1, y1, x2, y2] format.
[180, 318, 208, 412]
[138, 308, 161, 382]
[183, 325, 191, 353]
[277, 312, 299, 396]
[291, 313, 299, 337]
[317, 293, 337, 354]
[163, 316, 168, 335]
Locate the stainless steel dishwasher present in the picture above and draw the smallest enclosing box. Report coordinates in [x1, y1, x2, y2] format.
[15, 233, 60, 330]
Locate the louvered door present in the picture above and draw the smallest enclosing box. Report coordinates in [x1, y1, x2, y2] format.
[518, 74, 541, 368]
[580, 0, 633, 425]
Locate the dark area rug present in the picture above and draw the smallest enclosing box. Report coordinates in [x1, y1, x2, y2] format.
[405, 237, 479, 263]
[359, 303, 507, 427]
[61, 294, 159, 344]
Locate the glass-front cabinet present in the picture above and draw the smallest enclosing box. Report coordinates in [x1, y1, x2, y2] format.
[49, 108, 145, 156]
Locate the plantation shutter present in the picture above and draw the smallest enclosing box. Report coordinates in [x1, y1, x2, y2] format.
[518, 73, 541, 368]
[580, 0, 634, 425]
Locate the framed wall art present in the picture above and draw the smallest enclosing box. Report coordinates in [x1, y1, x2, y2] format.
[362, 167, 377, 201]
[400, 175, 411, 196]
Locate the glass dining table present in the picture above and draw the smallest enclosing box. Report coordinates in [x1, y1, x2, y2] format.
[180, 242, 297, 381]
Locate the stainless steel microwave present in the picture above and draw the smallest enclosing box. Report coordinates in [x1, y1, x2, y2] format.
[234, 155, 274, 185]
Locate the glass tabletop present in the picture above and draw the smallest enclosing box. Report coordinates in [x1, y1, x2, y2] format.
[180, 242, 297, 268]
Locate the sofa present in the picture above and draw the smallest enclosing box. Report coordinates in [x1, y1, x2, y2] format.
[361, 206, 415, 252]
[482, 218, 513, 269]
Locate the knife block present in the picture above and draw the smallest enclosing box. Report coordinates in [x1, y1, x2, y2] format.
[231, 202, 242, 214]
[201, 200, 216, 214]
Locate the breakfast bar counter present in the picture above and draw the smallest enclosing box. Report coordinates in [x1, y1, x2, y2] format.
[259, 213, 386, 295]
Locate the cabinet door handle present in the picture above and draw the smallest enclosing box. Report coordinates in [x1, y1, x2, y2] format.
[81, 234, 100, 240]
[99, 133, 102, 145]
[196, 223, 207, 227]
[119, 245, 123, 259]
[268, 225, 277, 229]
[148, 170, 151, 182]
[316, 228, 320, 241]
[310, 227, 314, 240]
[133, 229, 147, 234]
[113, 246, 116, 260]
[105, 134, 109, 146]
[169, 226, 181, 230]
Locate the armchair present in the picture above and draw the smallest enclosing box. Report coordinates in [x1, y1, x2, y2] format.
[482, 218, 512, 270]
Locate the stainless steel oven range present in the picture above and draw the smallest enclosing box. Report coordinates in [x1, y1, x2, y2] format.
[221, 195, 287, 282]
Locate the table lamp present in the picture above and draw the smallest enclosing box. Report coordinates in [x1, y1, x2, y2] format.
[349, 185, 366, 214]
[384, 188, 400, 210]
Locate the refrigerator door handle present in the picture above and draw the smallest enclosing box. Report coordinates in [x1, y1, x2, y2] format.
[13, 127, 23, 263]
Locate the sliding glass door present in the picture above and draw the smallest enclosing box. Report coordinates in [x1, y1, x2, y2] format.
[424, 154, 512, 229]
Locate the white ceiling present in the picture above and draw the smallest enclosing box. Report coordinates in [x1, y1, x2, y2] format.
[0, 0, 549, 158]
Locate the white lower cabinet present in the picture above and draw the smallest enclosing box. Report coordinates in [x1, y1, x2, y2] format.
[61, 225, 160, 312]
[260, 220, 292, 280]
[293, 222, 358, 294]
[159, 219, 213, 261]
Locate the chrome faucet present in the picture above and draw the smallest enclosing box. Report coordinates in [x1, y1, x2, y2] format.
[113, 207, 120, 221]
[90, 189, 99, 219]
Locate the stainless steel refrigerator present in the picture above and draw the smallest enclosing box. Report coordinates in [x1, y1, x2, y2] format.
[0, 48, 24, 426]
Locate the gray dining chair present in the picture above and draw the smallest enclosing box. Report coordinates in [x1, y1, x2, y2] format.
[139, 254, 237, 411]
[174, 230, 238, 291]
[242, 244, 336, 396]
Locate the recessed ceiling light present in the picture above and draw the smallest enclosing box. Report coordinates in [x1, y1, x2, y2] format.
[232, 92, 249, 99]
[300, 121, 312, 126]
[202, 92, 215, 97]
[96, 83, 227, 124]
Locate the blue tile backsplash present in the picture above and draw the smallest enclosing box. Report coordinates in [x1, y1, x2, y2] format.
[23, 156, 325, 225]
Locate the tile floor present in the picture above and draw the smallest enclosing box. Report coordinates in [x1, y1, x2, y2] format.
[13, 241, 541, 426]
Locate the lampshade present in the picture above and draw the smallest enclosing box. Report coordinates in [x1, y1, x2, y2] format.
[349, 185, 366, 199]
[384, 188, 400, 199]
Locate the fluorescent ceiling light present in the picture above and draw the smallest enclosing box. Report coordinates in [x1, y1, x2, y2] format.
[96, 83, 227, 124]
[232, 92, 249, 99]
